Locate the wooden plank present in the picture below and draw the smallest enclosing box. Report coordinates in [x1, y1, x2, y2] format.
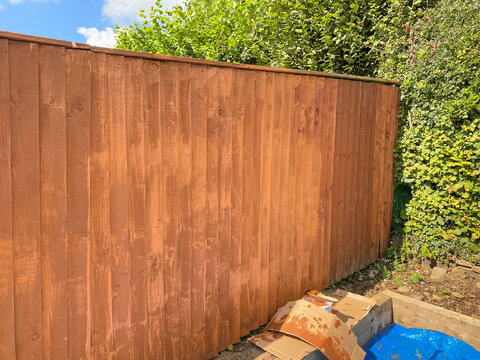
[241, 70, 255, 335]
[0, 38, 15, 360]
[250, 70, 265, 329]
[281, 74, 295, 304]
[330, 79, 348, 284]
[258, 71, 274, 325]
[160, 61, 181, 359]
[310, 77, 325, 289]
[321, 78, 338, 287]
[366, 85, 379, 265]
[190, 64, 208, 358]
[267, 73, 283, 316]
[9, 40, 43, 360]
[143, 59, 165, 359]
[307, 75, 322, 290]
[348, 81, 362, 276]
[125, 56, 147, 359]
[90, 51, 114, 359]
[356, 82, 369, 270]
[302, 76, 315, 291]
[205, 65, 220, 354]
[65, 48, 91, 360]
[39, 44, 68, 360]
[177, 62, 193, 356]
[106, 54, 132, 359]
[230, 69, 245, 339]
[340, 81, 355, 280]
[217, 66, 233, 348]
[293, 76, 307, 296]
[372, 85, 388, 259]
[360, 83, 377, 268]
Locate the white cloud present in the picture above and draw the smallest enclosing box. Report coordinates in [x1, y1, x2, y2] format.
[77, 27, 115, 48]
[0, 4, 5, 10]
[7, 0, 23, 4]
[102, 0, 182, 24]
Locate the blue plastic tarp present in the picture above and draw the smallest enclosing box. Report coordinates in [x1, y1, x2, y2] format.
[363, 323, 480, 360]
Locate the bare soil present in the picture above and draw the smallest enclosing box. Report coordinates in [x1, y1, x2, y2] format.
[213, 255, 480, 360]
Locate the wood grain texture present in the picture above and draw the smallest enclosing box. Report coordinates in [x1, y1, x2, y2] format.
[143, 59, 165, 359]
[125, 56, 147, 360]
[39, 44, 68, 360]
[90, 51, 113, 360]
[10, 40, 43, 360]
[1, 36, 400, 359]
[0, 38, 15, 360]
[66, 48, 91, 360]
[107, 54, 132, 359]
[190, 64, 207, 359]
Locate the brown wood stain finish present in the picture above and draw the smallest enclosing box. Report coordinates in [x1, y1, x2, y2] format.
[1, 35, 400, 360]
[0, 38, 15, 360]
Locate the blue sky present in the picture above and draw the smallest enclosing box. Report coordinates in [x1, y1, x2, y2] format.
[0, 0, 182, 47]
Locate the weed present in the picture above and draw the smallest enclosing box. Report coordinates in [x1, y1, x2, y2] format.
[394, 275, 404, 287]
[375, 262, 392, 280]
[437, 288, 450, 298]
[408, 273, 424, 285]
[228, 344, 234, 351]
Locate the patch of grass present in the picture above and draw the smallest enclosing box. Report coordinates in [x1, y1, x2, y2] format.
[228, 344, 234, 351]
[408, 273, 424, 285]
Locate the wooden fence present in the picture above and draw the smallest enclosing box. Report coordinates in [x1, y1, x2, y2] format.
[0, 31, 400, 360]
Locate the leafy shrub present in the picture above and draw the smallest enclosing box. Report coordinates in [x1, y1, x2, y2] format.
[114, 0, 436, 77]
[379, 0, 480, 260]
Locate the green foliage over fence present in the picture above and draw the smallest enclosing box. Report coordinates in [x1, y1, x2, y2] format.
[115, 0, 435, 77]
[379, 0, 480, 260]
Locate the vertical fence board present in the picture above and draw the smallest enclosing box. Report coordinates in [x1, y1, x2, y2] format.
[143, 60, 165, 359]
[1, 34, 401, 359]
[251, 71, 264, 329]
[306, 75, 318, 290]
[205, 66, 220, 355]
[177, 62, 193, 357]
[349, 81, 362, 277]
[267, 74, 282, 316]
[282, 74, 295, 303]
[230, 69, 244, 339]
[0, 38, 15, 360]
[106, 54, 133, 359]
[190, 64, 207, 359]
[125, 56, 148, 360]
[160, 61, 181, 359]
[39, 44, 68, 360]
[10, 40, 43, 360]
[218, 66, 233, 347]
[241, 70, 255, 334]
[90, 52, 113, 360]
[321, 78, 338, 287]
[330, 79, 348, 284]
[361, 83, 377, 268]
[65, 48, 91, 360]
[258, 71, 274, 325]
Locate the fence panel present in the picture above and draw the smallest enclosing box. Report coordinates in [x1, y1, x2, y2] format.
[0, 32, 400, 360]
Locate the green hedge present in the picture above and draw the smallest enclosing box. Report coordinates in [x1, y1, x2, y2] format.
[379, 0, 480, 260]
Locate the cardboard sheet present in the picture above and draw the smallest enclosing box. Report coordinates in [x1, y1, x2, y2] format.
[250, 290, 375, 360]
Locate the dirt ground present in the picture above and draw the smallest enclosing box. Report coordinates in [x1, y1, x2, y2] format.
[213, 251, 480, 360]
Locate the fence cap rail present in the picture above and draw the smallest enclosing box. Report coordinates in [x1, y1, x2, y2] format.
[0, 30, 400, 86]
